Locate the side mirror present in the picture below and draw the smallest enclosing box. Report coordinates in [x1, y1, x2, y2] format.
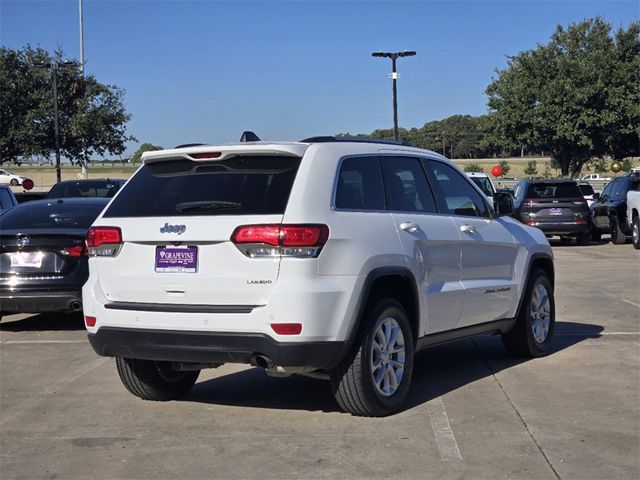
[494, 191, 515, 217]
[592, 192, 601, 200]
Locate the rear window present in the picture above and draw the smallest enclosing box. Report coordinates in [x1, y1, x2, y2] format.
[103, 156, 301, 217]
[0, 201, 105, 229]
[525, 182, 582, 199]
[47, 180, 123, 199]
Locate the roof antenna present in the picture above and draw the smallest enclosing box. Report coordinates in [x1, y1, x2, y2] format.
[240, 131, 261, 142]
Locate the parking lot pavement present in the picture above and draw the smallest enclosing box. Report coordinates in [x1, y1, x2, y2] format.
[1, 242, 638, 480]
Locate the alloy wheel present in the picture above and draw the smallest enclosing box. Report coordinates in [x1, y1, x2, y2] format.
[370, 316, 406, 397]
[530, 283, 551, 344]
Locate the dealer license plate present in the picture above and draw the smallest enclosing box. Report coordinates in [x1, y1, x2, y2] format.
[155, 246, 198, 273]
[10, 251, 44, 268]
[549, 208, 562, 216]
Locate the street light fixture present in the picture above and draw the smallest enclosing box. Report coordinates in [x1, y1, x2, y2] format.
[34, 61, 75, 183]
[371, 50, 416, 141]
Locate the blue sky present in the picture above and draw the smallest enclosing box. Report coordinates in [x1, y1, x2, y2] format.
[1, 0, 637, 156]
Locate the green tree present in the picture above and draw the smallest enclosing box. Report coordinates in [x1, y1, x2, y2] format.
[499, 160, 511, 175]
[542, 164, 553, 179]
[592, 158, 609, 174]
[0, 46, 135, 165]
[524, 160, 538, 177]
[131, 143, 163, 163]
[464, 163, 484, 173]
[485, 18, 640, 177]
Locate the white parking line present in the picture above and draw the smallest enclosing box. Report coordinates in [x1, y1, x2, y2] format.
[622, 298, 640, 309]
[3, 339, 88, 344]
[428, 397, 462, 461]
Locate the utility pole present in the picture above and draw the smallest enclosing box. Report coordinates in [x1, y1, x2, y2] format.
[79, 0, 88, 178]
[371, 50, 416, 141]
[34, 61, 75, 184]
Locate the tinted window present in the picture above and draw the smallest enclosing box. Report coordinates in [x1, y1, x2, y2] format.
[0, 201, 106, 229]
[104, 156, 300, 217]
[381, 157, 437, 213]
[424, 161, 490, 217]
[0, 189, 15, 209]
[335, 156, 385, 210]
[47, 180, 124, 199]
[578, 184, 595, 196]
[608, 178, 629, 199]
[525, 182, 583, 199]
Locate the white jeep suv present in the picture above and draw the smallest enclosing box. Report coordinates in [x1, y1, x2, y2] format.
[83, 136, 555, 416]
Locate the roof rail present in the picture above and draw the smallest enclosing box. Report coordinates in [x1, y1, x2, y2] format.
[300, 136, 414, 147]
[174, 143, 206, 149]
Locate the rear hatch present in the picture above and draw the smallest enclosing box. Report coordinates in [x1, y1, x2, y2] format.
[519, 182, 590, 223]
[93, 150, 304, 307]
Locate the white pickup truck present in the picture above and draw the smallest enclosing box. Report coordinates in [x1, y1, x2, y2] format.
[580, 173, 612, 181]
[627, 181, 640, 249]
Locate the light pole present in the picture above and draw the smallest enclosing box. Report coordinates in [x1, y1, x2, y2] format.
[79, 0, 88, 178]
[34, 61, 75, 184]
[372, 50, 416, 141]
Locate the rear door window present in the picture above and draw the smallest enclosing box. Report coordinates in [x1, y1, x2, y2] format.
[381, 156, 437, 213]
[103, 156, 301, 217]
[424, 160, 490, 218]
[335, 156, 385, 210]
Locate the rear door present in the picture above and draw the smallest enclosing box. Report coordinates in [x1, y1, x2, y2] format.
[423, 160, 518, 328]
[380, 156, 463, 335]
[93, 155, 301, 307]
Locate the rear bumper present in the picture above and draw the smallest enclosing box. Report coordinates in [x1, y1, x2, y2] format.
[530, 221, 590, 236]
[0, 290, 82, 313]
[88, 327, 346, 369]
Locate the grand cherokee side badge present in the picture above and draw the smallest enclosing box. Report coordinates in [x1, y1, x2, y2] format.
[160, 223, 186, 235]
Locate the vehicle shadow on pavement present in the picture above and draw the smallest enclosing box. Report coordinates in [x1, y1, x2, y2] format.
[405, 320, 603, 411]
[0, 312, 85, 331]
[183, 320, 603, 414]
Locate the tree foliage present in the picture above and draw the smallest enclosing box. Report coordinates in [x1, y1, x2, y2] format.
[131, 143, 163, 163]
[486, 18, 640, 177]
[524, 160, 539, 176]
[463, 163, 484, 173]
[0, 46, 135, 165]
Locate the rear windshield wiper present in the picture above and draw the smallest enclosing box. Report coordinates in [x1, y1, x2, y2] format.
[175, 201, 242, 212]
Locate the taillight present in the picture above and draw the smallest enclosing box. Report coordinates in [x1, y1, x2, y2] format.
[231, 224, 329, 258]
[61, 245, 86, 257]
[84, 315, 96, 327]
[271, 323, 302, 335]
[189, 152, 221, 160]
[87, 226, 123, 257]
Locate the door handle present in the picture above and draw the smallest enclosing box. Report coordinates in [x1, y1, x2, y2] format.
[400, 222, 419, 233]
[460, 224, 476, 234]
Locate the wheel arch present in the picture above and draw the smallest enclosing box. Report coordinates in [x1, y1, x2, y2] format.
[509, 253, 555, 332]
[343, 267, 420, 352]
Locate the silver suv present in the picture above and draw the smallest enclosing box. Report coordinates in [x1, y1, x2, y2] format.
[83, 136, 555, 416]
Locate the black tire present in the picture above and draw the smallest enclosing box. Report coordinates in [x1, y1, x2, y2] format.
[9, 178, 18, 186]
[502, 269, 555, 358]
[591, 229, 602, 242]
[632, 216, 640, 250]
[576, 231, 590, 246]
[610, 215, 626, 245]
[331, 298, 414, 417]
[115, 357, 199, 401]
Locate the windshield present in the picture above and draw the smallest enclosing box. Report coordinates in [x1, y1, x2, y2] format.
[103, 156, 301, 217]
[469, 177, 495, 196]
